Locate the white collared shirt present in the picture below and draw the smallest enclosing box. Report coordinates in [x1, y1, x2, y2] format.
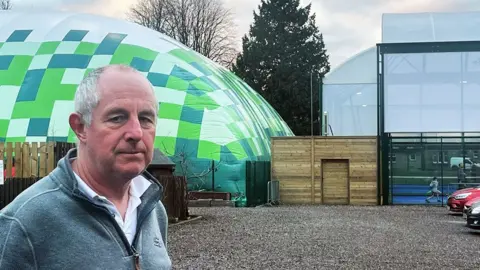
[74, 172, 152, 245]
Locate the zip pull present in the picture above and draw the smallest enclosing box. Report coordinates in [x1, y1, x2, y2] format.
[132, 245, 140, 270]
[131, 245, 139, 257]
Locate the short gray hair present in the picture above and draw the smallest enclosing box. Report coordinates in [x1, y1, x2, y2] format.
[74, 64, 157, 126]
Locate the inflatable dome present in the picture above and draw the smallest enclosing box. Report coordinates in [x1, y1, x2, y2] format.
[0, 10, 293, 194]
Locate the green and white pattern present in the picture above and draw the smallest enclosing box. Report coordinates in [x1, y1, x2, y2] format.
[0, 11, 293, 164]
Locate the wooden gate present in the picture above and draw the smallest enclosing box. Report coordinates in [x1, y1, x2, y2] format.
[322, 159, 350, 204]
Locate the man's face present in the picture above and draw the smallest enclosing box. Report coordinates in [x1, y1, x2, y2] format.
[83, 68, 157, 179]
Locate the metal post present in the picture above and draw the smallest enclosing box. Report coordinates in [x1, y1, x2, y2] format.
[441, 137, 444, 206]
[319, 75, 323, 136]
[389, 134, 393, 204]
[211, 160, 215, 198]
[310, 70, 314, 136]
[376, 44, 382, 205]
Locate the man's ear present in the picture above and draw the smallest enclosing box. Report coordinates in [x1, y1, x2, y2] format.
[69, 113, 87, 144]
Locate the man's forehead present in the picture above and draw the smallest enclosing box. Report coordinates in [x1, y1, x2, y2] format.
[101, 72, 154, 92]
[99, 69, 144, 85]
[104, 106, 156, 113]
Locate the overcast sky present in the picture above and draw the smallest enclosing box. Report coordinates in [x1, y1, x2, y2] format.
[10, 0, 480, 70]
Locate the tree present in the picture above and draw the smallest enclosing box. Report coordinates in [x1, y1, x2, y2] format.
[231, 0, 330, 135]
[128, 0, 238, 68]
[1, 0, 12, 10]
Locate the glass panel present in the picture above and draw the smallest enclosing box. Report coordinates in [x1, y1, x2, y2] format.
[442, 140, 468, 197]
[390, 133, 422, 137]
[390, 138, 443, 204]
[383, 52, 480, 133]
[424, 142, 447, 204]
[464, 133, 480, 138]
[322, 83, 376, 136]
[462, 52, 480, 131]
[382, 12, 480, 43]
[388, 135, 480, 206]
[463, 143, 480, 185]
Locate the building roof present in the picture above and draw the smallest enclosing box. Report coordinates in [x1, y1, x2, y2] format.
[382, 11, 480, 43]
[324, 11, 480, 86]
[151, 148, 175, 167]
[323, 46, 377, 85]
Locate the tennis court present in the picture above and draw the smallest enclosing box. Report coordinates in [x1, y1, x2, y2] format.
[390, 175, 479, 205]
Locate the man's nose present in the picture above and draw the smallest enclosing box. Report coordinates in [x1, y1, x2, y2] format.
[125, 118, 143, 141]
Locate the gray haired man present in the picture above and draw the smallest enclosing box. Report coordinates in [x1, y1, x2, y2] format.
[0, 64, 172, 269]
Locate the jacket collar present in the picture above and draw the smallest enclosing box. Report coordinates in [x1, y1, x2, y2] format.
[55, 148, 164, 204]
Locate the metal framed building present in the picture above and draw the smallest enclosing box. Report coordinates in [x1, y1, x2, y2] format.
[323, 11, 480, 205]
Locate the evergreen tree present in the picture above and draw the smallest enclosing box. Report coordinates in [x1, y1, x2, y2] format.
[232, 0, 330, 135]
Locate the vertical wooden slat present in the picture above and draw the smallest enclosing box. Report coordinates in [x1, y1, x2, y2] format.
[15, 142, 22, 178]
[47, 142, 55, 174]
[6, 142, 12, 178]
[31, 142, 38, 177]
[7, 178, 12, 204]
[22, 143, 30, 177]
[39, 142, 47, 177]
[16, 176, 22, 198]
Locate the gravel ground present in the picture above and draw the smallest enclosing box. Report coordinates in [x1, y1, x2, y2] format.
[168, 205, 480, 270]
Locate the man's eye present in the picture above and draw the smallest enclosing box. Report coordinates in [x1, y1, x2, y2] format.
[110, 116, 124, 123]
[140, 117, 155, 127]
[140, 117, 153, 123]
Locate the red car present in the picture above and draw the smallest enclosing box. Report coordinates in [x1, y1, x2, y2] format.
[446, 187, 480, 214]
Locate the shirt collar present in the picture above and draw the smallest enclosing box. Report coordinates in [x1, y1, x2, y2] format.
[74, 172, 152, 202]
[129, 174, 152, 199]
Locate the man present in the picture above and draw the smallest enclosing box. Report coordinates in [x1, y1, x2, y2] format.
[426, 176, 441, 203]
[0, 64, 172, 269]
[458, 163, 467, 190]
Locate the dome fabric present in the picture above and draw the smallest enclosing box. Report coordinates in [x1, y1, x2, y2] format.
[0, 10, 293, 164]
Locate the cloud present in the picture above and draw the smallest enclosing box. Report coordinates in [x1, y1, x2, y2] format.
[306, 0, 480, 69]
[14, 0, 135, 18]
[222, 0, 258, 37]
[11, 0, 480, 69]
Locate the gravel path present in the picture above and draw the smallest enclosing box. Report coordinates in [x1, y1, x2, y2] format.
[168, 205, 480, 270]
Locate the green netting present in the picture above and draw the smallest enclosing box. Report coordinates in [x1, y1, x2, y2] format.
[172, 159, 246, 196]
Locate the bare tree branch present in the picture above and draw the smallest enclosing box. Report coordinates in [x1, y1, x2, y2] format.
[158, 138, 226, 192]
[1, 0, 12, 10]
[128, 0, 238, 68]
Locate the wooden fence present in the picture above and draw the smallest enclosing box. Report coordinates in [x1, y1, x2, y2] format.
[1, 142, 56, 178]
[271, 136, 378, 205]
[0, 177, 41, 209]
[0, 175, 190, 220]
[1, 142, 190, 224]
[0, 142, 73, 209]
[156, 175, 189, 223]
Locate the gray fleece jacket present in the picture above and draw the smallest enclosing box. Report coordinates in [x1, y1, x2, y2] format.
[0, 148, 172, 269]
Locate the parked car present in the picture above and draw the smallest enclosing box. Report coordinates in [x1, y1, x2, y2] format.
[446, 187, 480, 214]
[450, 157, 480, 170]
[465, 202, 480, 229]
[463, 197, 480, 219]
